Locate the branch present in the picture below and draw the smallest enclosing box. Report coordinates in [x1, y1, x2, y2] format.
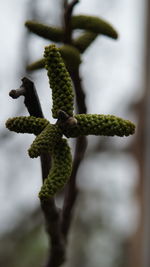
[41, 200, 65, 267]
[61, 71, 87, 238]
[9, 1, 86, 264]
[9, 77, 51, 183]
[67, 0, 79, 15]
[9, 77, 64, 267]
[61, 135, 87, 238]
[9, 77, 44, 118]
[9, 87, 26, 98]
[60, 0, 87, 240]
[63, 0, 79, 43]
[70, 68, 87, 114]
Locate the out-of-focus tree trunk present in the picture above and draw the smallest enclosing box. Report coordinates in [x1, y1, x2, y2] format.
[128, 105, 145, 267]
[142, 0, 150, 265]
[128, 1, 150, 266]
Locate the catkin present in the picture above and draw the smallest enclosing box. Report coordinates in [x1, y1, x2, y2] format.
[73, 31, 98, 53]
[44, 44, 74, 118]
[28, 124, 62, 158]
[25, 21, 64, 42]
[39, 138, 72, 200]
[61, 114, 135, 138]
[71, 15, 118, 39]
[5, 116, 49, 135]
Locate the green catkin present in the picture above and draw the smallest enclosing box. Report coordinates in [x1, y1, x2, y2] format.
[61, 114, 135, 138]
[5, 116, 49, 135]
[6, 41, 136, 200]
[44, 44, 74, 118]
[25, 21, 64, 42]
[71, 15, 118, 39]
[28, 124, 62, 158]
[26, 58, 45, 71]
[73, 31, 98, 53]
[39, 138, 72, 200]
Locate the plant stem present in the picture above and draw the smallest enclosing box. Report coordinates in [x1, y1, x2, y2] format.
[9, 77, 63, 267]
[41, 200, 65, 267]
[63, 0, 79, 43]
[9, 1, 87, 265]
[70, 68, 87, 114]
[61, 0, 87, 242]
[61, 135, 87, 238]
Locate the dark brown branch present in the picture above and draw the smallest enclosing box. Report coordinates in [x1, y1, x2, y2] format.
[63, 0, 79, 43]
[9, 77, 52, 181]
[9, 77, 51, 183]
[61, 135, 87, 238]
[9, 77, 64, 267]
[21, 77, 44, 118]
[42, 200, 65, 267]
[70, 68, 87, 114]
[66, 0, 79, 15]
[9, 77, 43, 118]
[61, 71, 87, 239]
[61, 0, 87, 241]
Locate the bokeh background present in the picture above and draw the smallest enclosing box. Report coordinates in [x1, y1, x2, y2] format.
[0, 0, 149, 266]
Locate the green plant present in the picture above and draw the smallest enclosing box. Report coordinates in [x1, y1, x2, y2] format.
[5, 1, 135, 267]
[6, 44, 135, 200]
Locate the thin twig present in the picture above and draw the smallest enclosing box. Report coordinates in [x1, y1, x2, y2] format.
[63, 0, 79, 43]
[41, 200, 65, 267]
[9, 87, 26, 98]
[61, 136, 87, 238]
[70, 68, 87, 114]
[67, 0, 79, 14]
[61, 0, 87, 241]
[61, 70, 87, 238]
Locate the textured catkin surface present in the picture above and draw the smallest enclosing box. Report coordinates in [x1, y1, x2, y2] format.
[39, 138, 72, 200]
[62, 114, 135, 137]
[44, 45, 74, 118]
[5, 116, 49, 135]
[25, 21, 64, 42]
[28, 124, 62, 158]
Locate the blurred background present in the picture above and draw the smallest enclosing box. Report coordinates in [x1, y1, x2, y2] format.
[0, 0, 149, 266]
